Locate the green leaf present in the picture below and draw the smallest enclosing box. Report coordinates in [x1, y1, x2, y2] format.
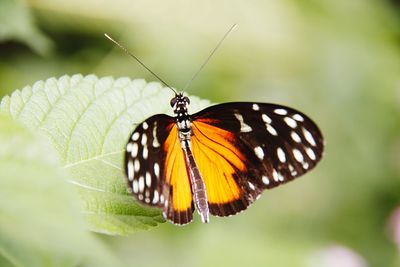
[0, 74, 210, 235]
[0, 114, 122, 267]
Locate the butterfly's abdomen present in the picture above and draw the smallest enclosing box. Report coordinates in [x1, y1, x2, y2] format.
[182, 140, 210, 223]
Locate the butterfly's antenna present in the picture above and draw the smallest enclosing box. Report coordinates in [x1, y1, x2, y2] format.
[104, 33, 178, 95]
[182, 24, 237, 93]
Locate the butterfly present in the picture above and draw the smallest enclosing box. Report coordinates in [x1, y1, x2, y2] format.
[124, 92, 324, 225]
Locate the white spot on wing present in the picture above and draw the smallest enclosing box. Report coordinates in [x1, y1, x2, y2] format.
[262, 114, 272, 124]
[293, 114, 304, 121]
[154, 163, 160, 177]
[234, 113, 252, 132]
[277, 147, 286, 163]
[278, 173, 284, 182]
[138, 176, 145, 192]
[134, 159, 140, 172]
[252, 104, 260, 111]
[142, 122, 148, 129]
[293, 148, 304, 163]
[160, 194, 165, 204]
[152, 122, 160, 147]
[303, 127, 317, 146]
[274, 108, 288, 115]
[284, 117, 297, 128]
[254, 146, 264, 160]
[133, 180, 138, 193]
[289, 164, 297, 176]
[152, 191, 159, 204]
[145, 172, 151, 187]
[143, 146, 148, 159]
[291, 131, 301, 143]
[272, 169, 279, 181]
[132, 132, 140, 141]
[126, 142, 133, 152]
[131, 143, 138, 157]
[141, 134, 147, 146]
[248, 182, 255, 190]
[127, 160, 134, 181]
[267, 124, 277, 136]
[262, 176, 270, 185]
[306, 147, 316, 160]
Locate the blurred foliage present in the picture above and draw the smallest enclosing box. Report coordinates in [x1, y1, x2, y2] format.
[0, 115, 122, 267]
[0, 0, 52, 55]
[0, 0, 400, 267]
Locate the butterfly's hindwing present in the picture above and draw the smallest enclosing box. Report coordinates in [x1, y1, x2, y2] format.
[191, 102, 324, 216]
[162, 124, 195, 224]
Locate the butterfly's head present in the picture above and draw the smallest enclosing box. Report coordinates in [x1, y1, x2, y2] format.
[170, 93, 190, 114]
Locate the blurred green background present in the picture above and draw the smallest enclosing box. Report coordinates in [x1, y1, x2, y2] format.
[1, 0, 400, 266]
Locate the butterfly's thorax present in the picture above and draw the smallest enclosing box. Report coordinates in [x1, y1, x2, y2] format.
[172, 95, 193, 146]
[172, 94, 210, 223]
[176, 114, 192, 144]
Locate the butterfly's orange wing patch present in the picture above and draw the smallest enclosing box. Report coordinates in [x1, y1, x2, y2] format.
[163, 124, 194, 224]
[191, 120, 253, 216]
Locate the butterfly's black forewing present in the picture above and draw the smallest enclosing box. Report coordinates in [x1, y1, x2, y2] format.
[191, 102, 324, 215]
[124, 114, 173, 207]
